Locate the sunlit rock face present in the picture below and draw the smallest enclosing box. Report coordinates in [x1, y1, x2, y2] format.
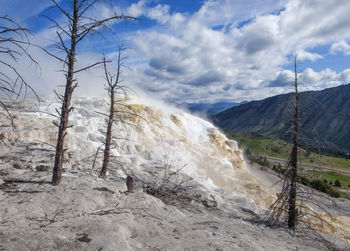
[1, 96, 275, 209]
[1, 96, 350, 245]
[44, 96, 247, 188]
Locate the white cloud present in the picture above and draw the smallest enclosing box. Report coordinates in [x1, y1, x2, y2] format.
[300, 68, 347, 87]
[296, 50, 323, 62]
[3, 0, 350, 104]
[340, 69, 350, 83]
[269, 70, 294, 87]
[193, 0, 285, 28]
[147, 4, 170, 24]
[330, 40, 350, 55]
[124, 0, 350, 103]
[126, 0, 148, 17]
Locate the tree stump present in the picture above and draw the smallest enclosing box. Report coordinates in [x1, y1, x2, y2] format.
[126, 176, 134, 193]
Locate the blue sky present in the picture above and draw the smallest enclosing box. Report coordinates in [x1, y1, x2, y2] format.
[1, 0, 350, 104]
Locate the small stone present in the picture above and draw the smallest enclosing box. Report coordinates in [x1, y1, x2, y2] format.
[93, 187, 115, 194]
[202, 195, 217, 208]
[13, 163, 23, 169]
[35, 165, 51, 172]
[77, 234, 91, 242]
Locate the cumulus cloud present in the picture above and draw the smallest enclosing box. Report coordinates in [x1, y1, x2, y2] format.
[268, 70, 294, 87]
[124, 0, 350, 103]
[340, 69, 350, 83]
[330, 40, 350, 55]
[267, 67, 350, 93]
[126, 0, 147, 17]
[296, 50, 323, 62]
[3, 0, 350, 104]
[300, 68, 347, 88]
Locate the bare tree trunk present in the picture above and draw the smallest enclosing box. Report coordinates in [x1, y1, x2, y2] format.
[52, 0, 78, 185]
[287, 56, 300, 229]
[100, 46, 122, 177]
[100, 86, 115, 177]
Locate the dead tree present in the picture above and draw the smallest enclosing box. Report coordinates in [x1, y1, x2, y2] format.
[0, 16, 38, 124]
[46, 0, 136, 185]
[100, 46, 124, 177]
[287, 55, 300, 229]
[265, 57, 340, 243]
[266, 56, 300, 230]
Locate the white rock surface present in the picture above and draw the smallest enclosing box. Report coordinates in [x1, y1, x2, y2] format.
[0, 97, 349, 250]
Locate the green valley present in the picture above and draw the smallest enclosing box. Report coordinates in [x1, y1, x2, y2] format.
[226, 132, 350, 199]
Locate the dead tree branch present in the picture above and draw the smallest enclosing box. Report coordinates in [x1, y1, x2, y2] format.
[0, 16, 39, 124]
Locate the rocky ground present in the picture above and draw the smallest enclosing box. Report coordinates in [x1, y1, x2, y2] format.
[0, 99, 349, 250]
[1, 159, 347, 251]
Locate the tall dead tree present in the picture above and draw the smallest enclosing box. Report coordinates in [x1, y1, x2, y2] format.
[266, 55, 300, 229]
[265, 57, 340, 249]
[266, 57, 330, 229]
[287, 55, 300, 229]
[0, 16, 38, 123]
[47, 0, 136, 185]
[100, 46, 124, 177]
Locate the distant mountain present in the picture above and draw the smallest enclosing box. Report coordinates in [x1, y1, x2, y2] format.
[180, 101, 238, 114]
[214, 84, 350, 155]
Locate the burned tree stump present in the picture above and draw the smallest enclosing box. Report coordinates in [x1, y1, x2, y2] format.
[126, 176, 134, 193]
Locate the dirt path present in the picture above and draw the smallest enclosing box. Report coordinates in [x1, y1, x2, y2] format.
[266, 156, 350, 175]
